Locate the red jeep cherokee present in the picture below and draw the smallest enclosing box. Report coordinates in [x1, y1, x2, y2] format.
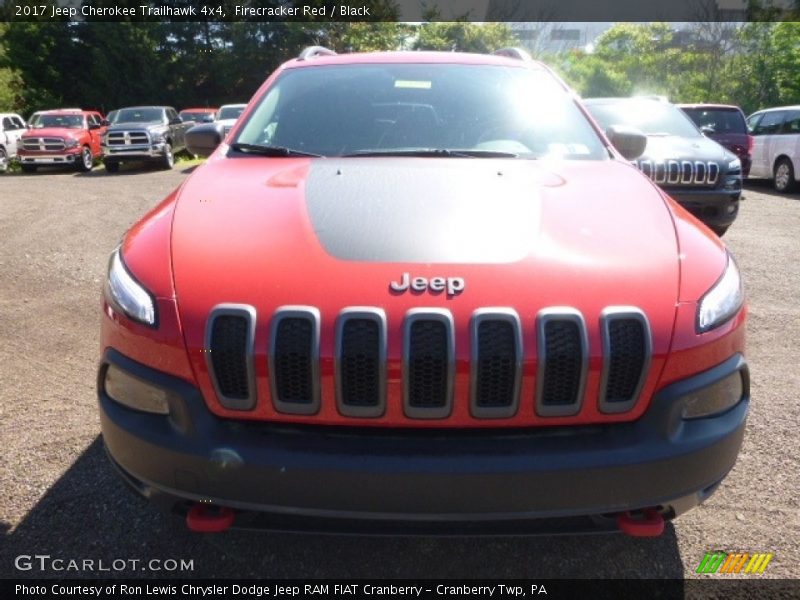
[98, 48, 748, 536]
[19, 109, 106, 172]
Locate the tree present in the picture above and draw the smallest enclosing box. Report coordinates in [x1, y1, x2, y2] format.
[0, 24, 24, 112]
[413, 22, 517, 53]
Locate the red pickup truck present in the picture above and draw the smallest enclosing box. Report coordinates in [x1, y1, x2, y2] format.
[18, 109, 106, 172]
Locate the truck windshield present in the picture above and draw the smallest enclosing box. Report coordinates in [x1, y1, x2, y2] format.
[235, 63, 607, 160]
[33, 114, 84, 129]
[115, 108, 165, 124]
[218, 105, 245, 120]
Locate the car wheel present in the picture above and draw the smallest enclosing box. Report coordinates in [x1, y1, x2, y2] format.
[162, 143, 174, 169]
[21, 164, 37, 173]
[0, 148, 8, 173]
[104, 160, 120, 173]
[77, 146, 93, 172]
[773, 158, 796, 193]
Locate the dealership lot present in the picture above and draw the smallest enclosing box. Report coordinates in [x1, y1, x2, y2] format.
[0, 167, 798, 579]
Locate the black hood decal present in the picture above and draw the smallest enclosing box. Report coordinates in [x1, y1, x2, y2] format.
[305, 158, 544, 263]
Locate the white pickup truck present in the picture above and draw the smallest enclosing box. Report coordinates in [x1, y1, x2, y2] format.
[0, 112, 27, 172]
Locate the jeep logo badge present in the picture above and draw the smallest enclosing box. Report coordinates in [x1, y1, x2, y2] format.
[390, 272, 465, 297]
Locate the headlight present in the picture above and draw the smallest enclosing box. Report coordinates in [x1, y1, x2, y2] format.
[682, 370, 745, 419]
[727, 158, 741, 172]
[64, 138, 79, 149]
[697, 254, 743, 332]
[104, 247, 157, 326]
[151, 131, 166, 143]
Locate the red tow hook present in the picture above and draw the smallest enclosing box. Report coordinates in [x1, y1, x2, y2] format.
[617, 508, 665, 537]
[186, 504, 236, 533]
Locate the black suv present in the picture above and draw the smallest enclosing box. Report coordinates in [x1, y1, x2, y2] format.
[584, 97, 742, 236]
[101, 106, 189, 172]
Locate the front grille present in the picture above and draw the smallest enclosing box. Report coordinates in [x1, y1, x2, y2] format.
[335, 309, 386, 418]
[22, 137, 65, 151]
[107, 130, 150, 146]
[536, 310, 588, 417]
[203, 304, 652, 422]
[403, 309, 454, 419]
[205, 305, 256, 410]
[471, 310, 522, 418]
[269, 307, 320, 415]
[599, 308, 651, 413]
[637, 159, 719, 186]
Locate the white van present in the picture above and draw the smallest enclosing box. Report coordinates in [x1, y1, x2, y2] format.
[0, 113, 28, 172]
[746, 106, 800, 192]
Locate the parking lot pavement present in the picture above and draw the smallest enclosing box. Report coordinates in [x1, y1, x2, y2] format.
[0, 167, 798, 579]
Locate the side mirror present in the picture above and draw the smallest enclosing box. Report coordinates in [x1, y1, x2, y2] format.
[89, 123, 101, 130]
[186, 123, 225, 157]
[101, 119, 110, 126]
[202, 115, 214, 123]
[606, 125, 647, 160]
[170, 117, 183, 125]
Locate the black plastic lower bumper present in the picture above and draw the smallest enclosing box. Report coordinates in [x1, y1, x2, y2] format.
[98, 349, 749, 533]
[668, 189, 741, 230]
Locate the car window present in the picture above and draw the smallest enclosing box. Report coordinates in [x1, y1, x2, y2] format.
[12, 116, 26, 129]
[585, 100, 701, 137]
[682, 108, 746, 134]
[2, 117, 13, 130]
[235, 64, 607, 160]
[115, 108, 166, 124]
[780, 111, 800, 134]
[752, 111, 786, 135]
[32, 114, 85, 129]
[218, 105, 245, 120]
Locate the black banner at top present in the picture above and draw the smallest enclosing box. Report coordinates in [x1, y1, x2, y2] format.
[1, 0, 800, 23]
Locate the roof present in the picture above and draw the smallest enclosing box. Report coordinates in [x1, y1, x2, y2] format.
[180, 107, 217, 112]
[749, 105, 800, 113]
[282, 50, 545, 70]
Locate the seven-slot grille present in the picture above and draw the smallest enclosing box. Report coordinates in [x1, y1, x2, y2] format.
[205, 304, 651, 419]
[22, 137, 65, 151]
[106, 130, 150, 146]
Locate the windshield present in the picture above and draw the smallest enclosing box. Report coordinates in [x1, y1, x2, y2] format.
[681, 108, 746, 135]
[181, 111, 213, 122]
[586, 100, 701, 137]
[218, 105, 245, 120]
[234, 64, 607, 160]
[114, 108, 165, 124]
[31, 114, 85, 129]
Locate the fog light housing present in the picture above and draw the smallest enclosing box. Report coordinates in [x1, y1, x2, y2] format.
[104, 364, 170, 415]
[682, 370, 745, 419]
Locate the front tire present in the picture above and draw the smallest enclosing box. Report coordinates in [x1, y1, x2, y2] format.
[104, 160, 119, 173]
[161, 143, 174, 169]
[0, 147, 8, 173]
[774, 158, 796, 193]
[77, 146, 93, 172]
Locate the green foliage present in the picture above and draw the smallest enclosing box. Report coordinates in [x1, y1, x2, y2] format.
[413, 22, 517, 53]
[0, 24, 24, 112]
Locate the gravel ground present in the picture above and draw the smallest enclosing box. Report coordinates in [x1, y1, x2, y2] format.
[0, 165, 798, 582]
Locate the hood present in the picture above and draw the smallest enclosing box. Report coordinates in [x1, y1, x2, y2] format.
[171, 157, 680, 356]
[640, 134, 735, 163]
[23, 127, 82, 138]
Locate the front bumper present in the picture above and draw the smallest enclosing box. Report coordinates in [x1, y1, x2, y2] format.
[18, 150, 81, 165]
[98, 348, 749, 534]
[102, 143, 167, 160]
[667, 188, 741, 230]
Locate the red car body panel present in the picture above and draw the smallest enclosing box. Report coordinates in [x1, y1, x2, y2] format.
[19, 111, 106, 161]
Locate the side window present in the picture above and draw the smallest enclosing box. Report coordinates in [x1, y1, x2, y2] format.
[167, 109, 177, 122]
[12, 116, 26, 129]
[780, 111, 800, 135]
[746, 113, 762, 133]
[2, 117, 13, 130]
[753, 111, 786, 136]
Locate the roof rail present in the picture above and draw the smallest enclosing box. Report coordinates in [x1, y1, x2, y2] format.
[492, 47, 533, 61]
[298, 46, 337, 60]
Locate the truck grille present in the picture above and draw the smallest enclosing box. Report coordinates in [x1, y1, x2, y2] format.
[636, 159, 719, 186]
[106, 130, 150, 146]
[22, 137, 65, 151]
[205, 304, 652, 421]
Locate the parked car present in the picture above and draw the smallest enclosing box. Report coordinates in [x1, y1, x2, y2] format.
[0, 112, 27, 172]
[99, 47, 748, 536]
[17, 110, 107, 172]
[745, 105, 800, 193]
[584, 97, 742, 236]
[215, 103, 247, 135]
[679, 103, 752, 178]
[101, 106, 189, 172]
[179, 107, 217, 125]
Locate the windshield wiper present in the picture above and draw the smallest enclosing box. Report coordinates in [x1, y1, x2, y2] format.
[342, 148, 519, 158]
[229, 143, 323, 158]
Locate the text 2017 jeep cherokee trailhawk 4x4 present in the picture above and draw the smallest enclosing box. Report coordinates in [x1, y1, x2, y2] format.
[98, 48, 749, 536]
